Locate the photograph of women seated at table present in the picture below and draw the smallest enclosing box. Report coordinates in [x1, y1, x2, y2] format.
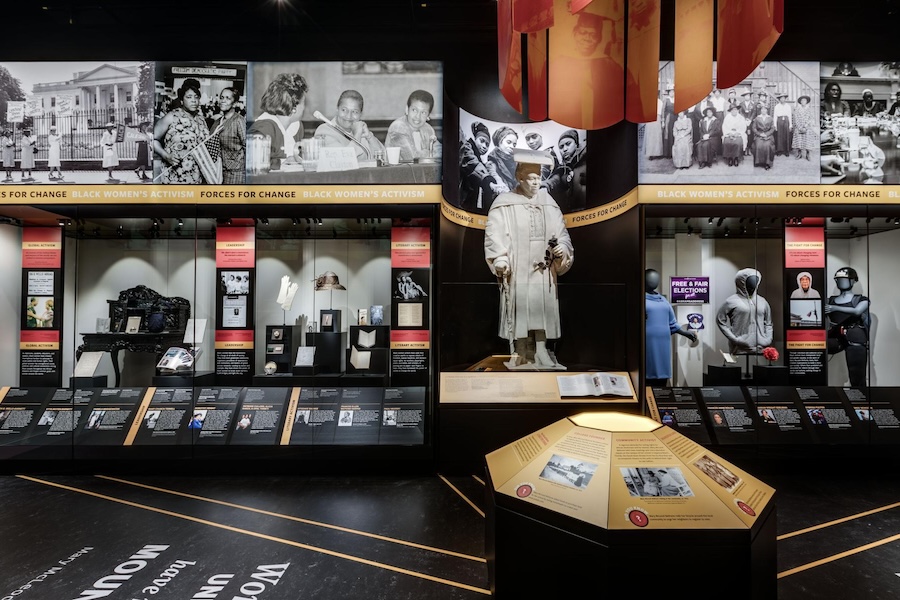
[245, 61, 443, 185]
[819, 61, 900, 184]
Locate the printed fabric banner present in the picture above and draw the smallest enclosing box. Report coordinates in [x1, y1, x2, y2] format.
[716, 0, 783, 89]
[625, 0, 662, 123]
[527, 30, 549, 121]
[548, 0, 625, 130]
[513, 0, 554, 32]
[673, 0, 714, 113]
[498, 0, 524, 112]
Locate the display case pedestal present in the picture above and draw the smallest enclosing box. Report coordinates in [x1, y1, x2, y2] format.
[307, 332, 347, 374]
[151, 370, 215, 387]
[704, 365, 743, 385]
[754, 365, 789, 385]
[70, 375, 108, 388]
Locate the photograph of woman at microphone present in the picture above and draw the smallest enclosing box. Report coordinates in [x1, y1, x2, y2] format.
[313, 89, 385, 160]
[246, 61, 442, 184]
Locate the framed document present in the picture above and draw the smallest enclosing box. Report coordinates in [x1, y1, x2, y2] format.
[125, 316, 142, 334]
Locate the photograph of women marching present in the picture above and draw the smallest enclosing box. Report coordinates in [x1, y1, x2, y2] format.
[457, 108, 588, 215]
[245, 61, 442, 184]
[153, 61, 247, 185]
[0, 61, 154, 184]
[638, 61, 820, 184]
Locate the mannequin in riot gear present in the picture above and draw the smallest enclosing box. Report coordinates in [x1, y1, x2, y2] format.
[826, 267, 869, 387]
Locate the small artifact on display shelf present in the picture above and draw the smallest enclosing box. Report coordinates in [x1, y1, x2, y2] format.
[264, 361, 278, 375]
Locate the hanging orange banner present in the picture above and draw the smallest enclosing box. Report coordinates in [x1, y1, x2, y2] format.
[513, 0, 554, 32]
[499, 0, 524, 112]
[625, 0, 661, 123]
[569, 0, 594, 13]
[548, 0, 625, 130]
[716, 0, 782, 89]
[673, 0, 714, 113]
[527, 30, 549, 120]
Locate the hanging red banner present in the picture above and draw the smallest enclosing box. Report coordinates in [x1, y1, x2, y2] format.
[673, 0, 713, 113]
[625, 0, 661, 123]
[548, 0, 624, 130]
[716, 0, 783, 89]
[499, 0, 523, 111]
[527, 30, 549, 121]
[513, 0, 554, 32]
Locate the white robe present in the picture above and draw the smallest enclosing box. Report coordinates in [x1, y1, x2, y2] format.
[484, 189, 574, 341]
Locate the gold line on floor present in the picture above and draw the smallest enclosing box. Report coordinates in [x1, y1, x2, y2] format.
[472, 475, 485, 486]
[438, 474, 485, 518]
[96, 475, 485, 563]
[778, 532, 900, 579]
[17, 475, 491, 596]
[777, 501, 900, 540]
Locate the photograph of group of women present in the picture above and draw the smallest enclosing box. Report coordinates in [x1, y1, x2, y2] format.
[819, 61, 900, 185]
[639, 61, 820, 184]
[457, 109, 588, 215]
[244, 61, 443, 183]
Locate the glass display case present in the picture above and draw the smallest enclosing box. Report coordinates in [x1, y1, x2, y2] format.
[643, 204, 900, 445]
[0, 204, 435, 460]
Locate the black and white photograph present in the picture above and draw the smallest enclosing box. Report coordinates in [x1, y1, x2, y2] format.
[820, 61, 900, 184]
[394, 269, 429, 300]
[153, 61, 247, 185]
[538, 454, 598, 490]
[382, 410, 397, 426]
[638, 61, 820, 184]
[338, 410, 354, 426]
[458, 108, 588, 215]
[0, 61, 153, 184]
[86, 410, 106, 430]
[37, 410, 57, 426]
[220, 271, 250, 295]
[144, 410, 160, 429]
[620, 466, 694, 497]
[294, 409, 310, 425]
[693, 454, 742, 490]
[246, 61, 442, 184]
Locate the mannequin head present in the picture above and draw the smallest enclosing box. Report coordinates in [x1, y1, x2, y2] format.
[745, 275, 759, 296]
[645, 269, 661, 292]
[834, 267, 858, 291]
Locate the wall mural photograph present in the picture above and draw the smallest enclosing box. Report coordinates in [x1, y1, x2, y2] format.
[153, 61, 248, 185]
[457, 108, 588, 215]
[0, 61, 154, 185]
[638, 61, 820, 185]
[245, 61, 443, 185]
[819, 61, 900, 184]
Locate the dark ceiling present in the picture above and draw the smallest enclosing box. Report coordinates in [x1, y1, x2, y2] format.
[4, 0, 900, 60]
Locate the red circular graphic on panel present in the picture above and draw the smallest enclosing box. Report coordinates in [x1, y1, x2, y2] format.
[737, 501, 756, 516]
[516, 484, 533, 498]
[629, 510, 649, 527]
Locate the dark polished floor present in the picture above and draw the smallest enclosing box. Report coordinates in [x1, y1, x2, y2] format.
[0, 462, 899, 599]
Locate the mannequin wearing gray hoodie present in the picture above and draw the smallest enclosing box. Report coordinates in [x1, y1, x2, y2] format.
[716, 268, 774, 354]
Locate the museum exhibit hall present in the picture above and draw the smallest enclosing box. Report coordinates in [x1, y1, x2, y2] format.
[2, 1, 900, 598]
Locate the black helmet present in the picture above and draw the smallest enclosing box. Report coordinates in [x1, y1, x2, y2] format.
[834, 267, 858, 283]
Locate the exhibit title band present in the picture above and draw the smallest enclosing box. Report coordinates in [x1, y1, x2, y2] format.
[0, 185, 442, 205]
